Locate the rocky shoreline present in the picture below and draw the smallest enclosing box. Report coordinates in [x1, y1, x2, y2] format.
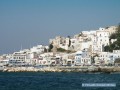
[1, 66, 120, 73]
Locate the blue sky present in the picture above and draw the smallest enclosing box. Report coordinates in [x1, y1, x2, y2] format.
[0, 0, 120, 54]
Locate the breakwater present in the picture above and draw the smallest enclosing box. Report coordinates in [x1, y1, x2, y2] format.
[2, 66, 120, 73]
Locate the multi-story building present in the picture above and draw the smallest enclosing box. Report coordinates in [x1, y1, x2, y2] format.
[74, 50, 91, 66]
[30, 45, 47, 54]
[9, 50, 28, 66]
[96, 28, 110, 52]
[94, 50, 120, 65]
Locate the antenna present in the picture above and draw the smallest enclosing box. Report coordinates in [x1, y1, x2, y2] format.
[14, 48, 15, 52]
[21, 44, 23, 50]
[29, 44, 31, 49]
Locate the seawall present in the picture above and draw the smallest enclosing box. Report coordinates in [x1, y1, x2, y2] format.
[2, 66, 120, 73]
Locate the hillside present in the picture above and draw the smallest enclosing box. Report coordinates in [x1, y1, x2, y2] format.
[104, 24, 120, 52]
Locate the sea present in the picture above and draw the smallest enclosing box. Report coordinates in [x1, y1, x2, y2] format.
[0, 72, 120, 90]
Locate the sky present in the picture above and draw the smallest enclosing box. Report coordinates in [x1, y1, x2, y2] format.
[0, 0, 120, 54]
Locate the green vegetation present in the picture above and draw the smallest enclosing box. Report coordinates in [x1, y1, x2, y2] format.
[68, 39, 71, 47]
[114, 58, 120, 63]
[57, 48, 66, 52]
[109, 33, 117, 39]
[48, 44, 53, 52]
[67, 35, 71, 47]
[57, 47, 73, 53]
[91, 54, 99, 64]
[105, 26, 109, 29]
[78, 32, 83, 37]
[104, 24, 120, 52]
[44, 48, 47, 52]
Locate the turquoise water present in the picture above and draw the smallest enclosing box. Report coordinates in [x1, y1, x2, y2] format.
[0, 72, 119, 90]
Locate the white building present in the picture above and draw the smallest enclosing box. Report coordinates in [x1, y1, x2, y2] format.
[0, 59, 9, 66]
[94, 50, 120, 65]
[30, 45, 46, 53]
[96, 28, 110, 52]
[9, 51, 27, 66]
[94, 52, 110, 65]
[75, 50, 91, 65]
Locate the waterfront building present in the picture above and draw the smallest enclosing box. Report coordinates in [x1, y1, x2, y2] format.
[94, 50, 120, 65]
[29, 52, 58, 66]
[9, 51, 27, 66]
[94, 52, 110, 65]
[74, 50, 91, 66]
[74, 51, 83, 65]
[26, 51, 38, 65]
[0, 59, 9, 66]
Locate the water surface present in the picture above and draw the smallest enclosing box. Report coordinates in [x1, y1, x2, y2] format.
[0, 72, 119, 90]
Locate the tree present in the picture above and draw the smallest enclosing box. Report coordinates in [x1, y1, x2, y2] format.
[67, 35, 71, 47]
[48, 44, 53, 52]
[44, 48, 47, 52]
[91, 54, 99, 64]
[78, 32, 83, 37]
[114, 58, 120, 63]
[105, 27, 109, 29]
[109, 33, 117, 39]
[117, 23, 120, 34]
[68, 39, 71, 47]
[104, 24, 120, 52]
[91, 57, 95, 64]
[104, 46, 110, 52]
